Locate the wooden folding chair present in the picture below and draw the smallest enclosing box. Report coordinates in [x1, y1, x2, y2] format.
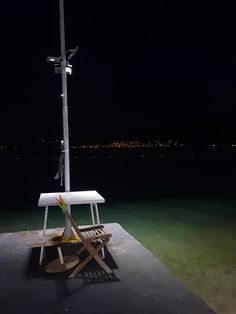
[63, 209, 112, 278]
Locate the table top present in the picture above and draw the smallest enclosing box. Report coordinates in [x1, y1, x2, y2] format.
[38, 190, 105, 207]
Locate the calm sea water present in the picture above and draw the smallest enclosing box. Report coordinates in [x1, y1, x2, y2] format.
[0, 151, 236, 231]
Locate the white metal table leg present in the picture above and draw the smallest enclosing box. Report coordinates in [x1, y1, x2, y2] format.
[94, 203, 101, 224]
[57, 246, 64, 264]
[39, 206, 48, 266]
[90, 203, 95, 225]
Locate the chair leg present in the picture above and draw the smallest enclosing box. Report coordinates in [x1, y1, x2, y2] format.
[69, 238, 111, 278]
[88, 238, 111, 273]
[69, 256, 92, 278]
[92, 252, 112, 274]
[75, 246, 86, 256]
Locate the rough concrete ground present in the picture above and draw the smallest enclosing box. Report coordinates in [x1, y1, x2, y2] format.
[0, 223, 216, 314]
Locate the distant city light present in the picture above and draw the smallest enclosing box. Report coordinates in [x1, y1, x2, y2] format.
[2, 139, 236, 157]
[71, 140, 186, 149]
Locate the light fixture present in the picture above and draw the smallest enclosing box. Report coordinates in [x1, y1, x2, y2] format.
[53, 62, 72, 75]
[46, 56, 62, 63]
[47, 47, 78, 75]
[66, 64, 72, 75]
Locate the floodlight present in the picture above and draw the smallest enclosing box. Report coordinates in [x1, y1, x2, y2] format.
[47, 56, 61, 63]
[53, 63, 72, 75]
[66, 64, 72, 75]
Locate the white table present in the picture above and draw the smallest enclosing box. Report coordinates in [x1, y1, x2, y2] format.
[38, 190, 105, 266]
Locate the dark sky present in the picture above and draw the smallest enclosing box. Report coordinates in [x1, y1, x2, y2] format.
[1, 0, 236, 144]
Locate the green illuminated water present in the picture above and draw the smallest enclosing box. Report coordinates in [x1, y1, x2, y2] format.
[0, 155, 235, 314]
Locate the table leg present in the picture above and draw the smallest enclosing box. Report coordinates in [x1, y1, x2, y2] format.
[94, 203, 101, 224]
[57, 246, 64, 264]
[90, 204, 95, 225]
[39, 206, 48, 266]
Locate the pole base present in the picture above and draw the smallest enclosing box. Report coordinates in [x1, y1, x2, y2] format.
[45, 255, 79, 273]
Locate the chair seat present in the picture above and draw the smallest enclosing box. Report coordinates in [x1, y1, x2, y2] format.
[80, 225, 112, 241]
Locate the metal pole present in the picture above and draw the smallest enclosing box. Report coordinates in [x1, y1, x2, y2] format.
[59, 0, 72, 237]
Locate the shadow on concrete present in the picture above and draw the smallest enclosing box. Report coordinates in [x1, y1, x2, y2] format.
[25, 244, 119, 282]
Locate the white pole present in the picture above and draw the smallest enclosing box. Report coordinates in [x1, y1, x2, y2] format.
[59, 0, 72, 237]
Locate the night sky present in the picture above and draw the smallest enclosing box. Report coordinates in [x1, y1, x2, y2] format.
[1, 0, 236, 144]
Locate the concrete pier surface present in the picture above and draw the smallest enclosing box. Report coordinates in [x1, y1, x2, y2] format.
[0, 223, 215, 314]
